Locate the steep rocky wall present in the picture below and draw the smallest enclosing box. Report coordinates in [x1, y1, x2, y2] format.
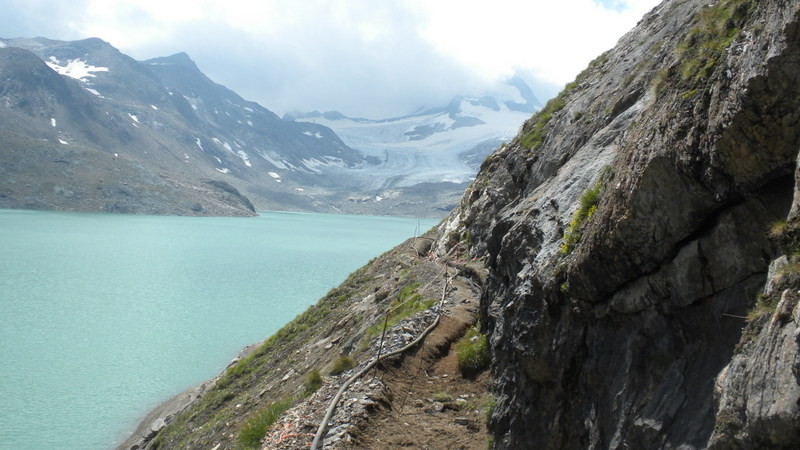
[437, 0, 800, 447]
[709, 254, 800, 448]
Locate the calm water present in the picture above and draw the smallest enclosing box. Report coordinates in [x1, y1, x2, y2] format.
[0, 209, 437, 449]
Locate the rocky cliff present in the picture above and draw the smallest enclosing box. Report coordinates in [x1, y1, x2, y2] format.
[437, 0, 800, 447]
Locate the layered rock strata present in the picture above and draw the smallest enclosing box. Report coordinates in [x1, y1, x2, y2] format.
[437, 0, 800, 447]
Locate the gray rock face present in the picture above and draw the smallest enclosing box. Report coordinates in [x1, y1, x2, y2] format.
[436, 0, 800, 447]
[710, 289, 800, 449]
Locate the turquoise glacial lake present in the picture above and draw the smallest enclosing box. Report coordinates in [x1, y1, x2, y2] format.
[0, 209, 438, 449]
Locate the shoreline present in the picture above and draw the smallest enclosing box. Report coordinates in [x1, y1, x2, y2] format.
[116, 379, 215, 450]
[117, 341, 263, 450]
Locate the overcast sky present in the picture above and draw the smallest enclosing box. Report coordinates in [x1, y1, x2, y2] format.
[1, 0, 661, 118]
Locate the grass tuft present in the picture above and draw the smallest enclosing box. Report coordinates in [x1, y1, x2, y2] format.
[455, 326, 490, 378]
[433, 391, 452, 403]
[328, 355, 355, 376]
[302, 369, 322, 397]
[237, 398, 291, 449]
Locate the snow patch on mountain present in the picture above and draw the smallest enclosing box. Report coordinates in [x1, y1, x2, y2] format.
[257, 151, 304, 173]
[45, 56, 109, 81]
[237, 150, 252, 167]
[212, 138, 234, 153]
[184, 95, 199, 110]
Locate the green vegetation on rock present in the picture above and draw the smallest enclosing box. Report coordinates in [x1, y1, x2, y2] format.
[520, 90, 570, 150]
[455, 326, 490, 377]
[364, 282, 436, 343]
[560, 170, 610, 255]
[520, 52, 609, 151]
[677, 0, 755, 83]
[237, 398, 291, 449]
[328, 355, 355, 375]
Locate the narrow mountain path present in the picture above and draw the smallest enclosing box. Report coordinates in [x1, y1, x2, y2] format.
[346, 276, 492, 449]
[257, 247, 492, 450]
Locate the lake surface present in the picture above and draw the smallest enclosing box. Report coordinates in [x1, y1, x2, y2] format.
[0, 209, 438, 449]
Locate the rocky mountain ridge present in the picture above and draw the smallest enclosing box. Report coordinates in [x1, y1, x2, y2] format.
[0, 37, 367, 215]
[0, 43, 257, 215]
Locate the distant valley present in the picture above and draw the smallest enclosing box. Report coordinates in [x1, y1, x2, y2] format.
[0, 37, 538, 217]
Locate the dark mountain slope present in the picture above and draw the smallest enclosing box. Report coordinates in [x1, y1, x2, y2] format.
[0, 46, 256, 215]
[0, 37, 367, 215]
[437, 0, 800, 447]
[143, 52, 362, 187]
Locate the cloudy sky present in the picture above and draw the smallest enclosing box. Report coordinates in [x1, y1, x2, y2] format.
[1, 0, 661, 118]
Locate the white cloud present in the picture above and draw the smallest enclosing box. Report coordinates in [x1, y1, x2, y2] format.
[406, 0, 660, 86]
[3, 0, 662, 117]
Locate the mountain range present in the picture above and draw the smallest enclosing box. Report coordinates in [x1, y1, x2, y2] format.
[286, 76, 541, 190]
[0, 37, 539, 217]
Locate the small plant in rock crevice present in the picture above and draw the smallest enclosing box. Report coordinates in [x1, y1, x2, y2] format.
[746, 293, 780, 321]
[455, 326, 490, 378]
[769, 219, 788, 239]
[560, 168, 612, 255]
